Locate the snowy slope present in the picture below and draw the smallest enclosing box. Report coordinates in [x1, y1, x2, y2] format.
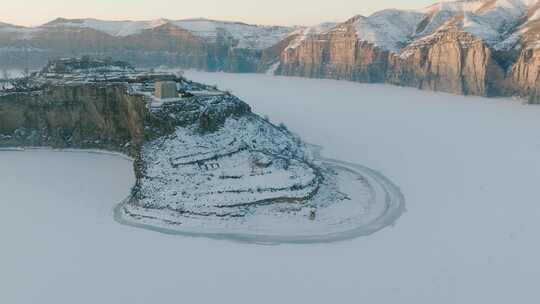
[350, 9, 426, 52]
[318, 0, 540, 52]
[284, 10, 425, 53]
[42, 18, 169, 36]
[285, 22, 338, 50]
[496, 2, 540, 49]
[0, 21, 38, 39]
[282, 1, 540, 53]
[3, 0, 540, 53]
[417, 0, 540, 47]
[170, 19, 295, 49]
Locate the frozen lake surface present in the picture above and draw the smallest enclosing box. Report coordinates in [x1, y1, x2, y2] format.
[2, 72, 540, 303]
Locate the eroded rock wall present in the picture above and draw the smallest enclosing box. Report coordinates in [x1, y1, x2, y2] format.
[390, 28, 506, 97]
[278, 24, 390, 82]
[0, 84, 147, 155]
[508, 48, 540, 103]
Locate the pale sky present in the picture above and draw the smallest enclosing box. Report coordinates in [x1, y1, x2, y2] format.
[2, 0, 436, 27]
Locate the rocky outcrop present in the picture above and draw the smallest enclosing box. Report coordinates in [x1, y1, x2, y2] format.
[508, 48, 540, 103]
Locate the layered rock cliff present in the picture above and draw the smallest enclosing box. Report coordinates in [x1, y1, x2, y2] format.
[0, 84, 146, 155]
[278, 19, 391, 83]
[274, 1, 540, 103]
[390, 27, 506, 97]
[278, 24, 508, 97]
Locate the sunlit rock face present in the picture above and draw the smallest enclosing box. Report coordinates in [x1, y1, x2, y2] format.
[278, 21, 391, 83]
[508, 48, 540, 103]
[391, 27, 506, 97]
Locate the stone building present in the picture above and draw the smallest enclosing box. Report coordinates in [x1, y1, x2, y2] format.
[155, 81, 178, 99]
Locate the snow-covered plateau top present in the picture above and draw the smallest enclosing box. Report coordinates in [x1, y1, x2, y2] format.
[285, 22, 338, 50]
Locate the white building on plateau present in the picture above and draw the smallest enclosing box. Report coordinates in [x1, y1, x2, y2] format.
[155, 81, 178, 99]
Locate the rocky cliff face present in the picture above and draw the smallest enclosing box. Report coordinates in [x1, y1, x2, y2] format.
[278, 20, 391, 83]
[508, 48, 540, 103]
[0, 84, 146, 155]
[391, 27, 506, 97]
[279, 25, 508, 97]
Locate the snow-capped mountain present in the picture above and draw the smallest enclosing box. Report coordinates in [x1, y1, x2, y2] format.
[2, 0, 540, 102]
[283, 0, 540, 53]
[0, 17, 297, 72]
[349, 10, 426, 53]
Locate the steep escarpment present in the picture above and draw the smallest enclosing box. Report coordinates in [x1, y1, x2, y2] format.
[278, 25, 507, 97]
[278, 20, 391, 82]
[508, 47, 540, 103]
[391, 27, 506, 96]
[0, 84, 146, 155]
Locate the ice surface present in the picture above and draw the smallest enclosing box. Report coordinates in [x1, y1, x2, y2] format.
[2, 72, 540, 303]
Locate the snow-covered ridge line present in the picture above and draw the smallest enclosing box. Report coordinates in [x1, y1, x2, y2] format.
[284, 0, 540, 53]
[36, 17, 297, 50]
[3, 0, 540, 52]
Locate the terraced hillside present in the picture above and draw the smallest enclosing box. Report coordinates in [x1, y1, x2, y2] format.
[0, 58, 404, 243]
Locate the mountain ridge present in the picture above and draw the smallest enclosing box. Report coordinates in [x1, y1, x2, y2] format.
[2, 0, 540, 102]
